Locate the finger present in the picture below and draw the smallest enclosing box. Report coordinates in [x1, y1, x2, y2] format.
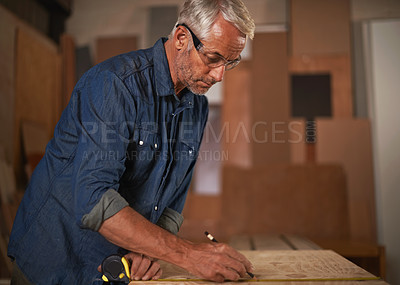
[219, 265, 241, 281]
[97, 264, 102, 273]
[142, 261, 161, 281]
[209, 264, 232, 283]
[151, 268, 163, 280]
[216, 244, 254, 273]
[132, 257, 151, 280]
[126, 253, 143, 278]
[212, 273, 225, 283]
[214, 254, 244, 280]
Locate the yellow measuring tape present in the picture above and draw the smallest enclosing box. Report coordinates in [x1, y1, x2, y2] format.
[149, 276, 382, 282]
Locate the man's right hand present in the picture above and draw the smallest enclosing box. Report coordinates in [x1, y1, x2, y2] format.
[183, 242, 254, 282]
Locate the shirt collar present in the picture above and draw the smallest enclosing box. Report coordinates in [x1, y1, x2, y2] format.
[153, 38, 176, 97]
[152, 38, 195, 106]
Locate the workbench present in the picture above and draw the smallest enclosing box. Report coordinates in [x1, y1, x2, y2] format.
[130, 235, 388, 284]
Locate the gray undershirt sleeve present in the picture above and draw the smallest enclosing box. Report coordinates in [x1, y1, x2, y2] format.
[81, 189, 184, 235]
[81, 188, 129, 231]
[156, 207, 184, 235]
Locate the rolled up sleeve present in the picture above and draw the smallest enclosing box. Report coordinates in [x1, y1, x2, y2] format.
[156, 207, 184, 235]
[81, 189, 129, 231]
[71, 69, 136, 229]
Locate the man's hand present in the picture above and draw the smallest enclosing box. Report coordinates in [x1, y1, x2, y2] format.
[97, 252, 162, 281]
[184, 242, 254, 283]
[125, 252, 162, 281]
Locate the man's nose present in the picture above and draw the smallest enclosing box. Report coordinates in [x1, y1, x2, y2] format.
[209, 65, 225, 82]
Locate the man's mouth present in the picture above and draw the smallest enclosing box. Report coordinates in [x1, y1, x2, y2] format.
[200, 81, 213, 88]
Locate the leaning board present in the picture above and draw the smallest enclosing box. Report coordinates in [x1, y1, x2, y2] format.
[130, 250, 384, 284]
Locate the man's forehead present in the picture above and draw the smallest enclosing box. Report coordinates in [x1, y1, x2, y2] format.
[203, 16, 246, 56]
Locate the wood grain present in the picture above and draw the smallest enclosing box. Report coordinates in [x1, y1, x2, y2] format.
[129, 250, 383, 284]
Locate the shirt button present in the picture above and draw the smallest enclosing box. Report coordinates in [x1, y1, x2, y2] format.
[154, 143, 158, 149]
[189, 149, 193, 155]
[154, 206, 158, 211]
[139, 140, 144, 146]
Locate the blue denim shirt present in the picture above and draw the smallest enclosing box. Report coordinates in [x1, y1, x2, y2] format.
[8, 38, 209, 284]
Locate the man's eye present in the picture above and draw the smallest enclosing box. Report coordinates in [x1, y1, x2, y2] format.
[206, 56, 221, 64]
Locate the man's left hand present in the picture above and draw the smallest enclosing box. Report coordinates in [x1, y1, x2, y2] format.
[98, 252, 162, 281]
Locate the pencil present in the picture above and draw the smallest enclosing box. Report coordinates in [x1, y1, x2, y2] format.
[204, 231, 255, 279]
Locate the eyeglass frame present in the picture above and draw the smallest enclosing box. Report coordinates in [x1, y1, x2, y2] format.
[175, 23, 241, 71]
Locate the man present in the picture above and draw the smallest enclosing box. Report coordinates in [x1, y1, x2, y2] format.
[8, 0, 255, 284]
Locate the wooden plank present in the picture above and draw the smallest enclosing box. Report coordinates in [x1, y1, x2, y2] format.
[0, 158, 13, 274]
[230, 234, 322, 251]
[229, 235, 253, 251]
[223, 60, 252, 167]
[222, 165, 350, 240]
[60, 34, 76, 109]
[129, 250, 383, 284]
[315, 240, 381, 257]
[252, 234, 293, 250]
[95, 36, 137, 64]
[21, 121, 48, 156]
[0, 6, 16, 166]
[314, 240, 386, 278]
[0, 146, 5, 161]
[0, 160, 16, 205]
[0, 232, 12, 276]
[0, 159, 18, 234]
[316, 119, 376, 243]
[131, 279, 387, 285]
[251, 32, 290, 165]
[289, 119, 306, 163]
[283, 234, 322, 250]
[290, 0, 351, 55]
[21, 121, 48, 178]
[14, 28, 62, 182]
[178, 193, 222, 243]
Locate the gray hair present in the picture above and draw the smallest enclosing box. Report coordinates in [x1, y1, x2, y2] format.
[170, 0, 255, 42]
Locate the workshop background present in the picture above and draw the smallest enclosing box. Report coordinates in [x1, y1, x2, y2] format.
[0, 0, 399, 283]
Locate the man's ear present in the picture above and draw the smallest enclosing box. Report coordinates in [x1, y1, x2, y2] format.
[174, 26, 189, 51]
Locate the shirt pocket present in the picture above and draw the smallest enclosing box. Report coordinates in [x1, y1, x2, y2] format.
[174, 139, 198, 188]
[125, 128, 160, 184]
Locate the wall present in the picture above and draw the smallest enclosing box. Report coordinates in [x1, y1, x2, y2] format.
[65, 0, 287, 63]
[351, 0, 400, 118]
[366, 19, 400, 285]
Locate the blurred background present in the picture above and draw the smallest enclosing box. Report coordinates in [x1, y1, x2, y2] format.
[0, 0, 399, 283]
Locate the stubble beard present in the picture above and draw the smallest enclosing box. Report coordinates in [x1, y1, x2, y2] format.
[175, 49, 213, 96]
